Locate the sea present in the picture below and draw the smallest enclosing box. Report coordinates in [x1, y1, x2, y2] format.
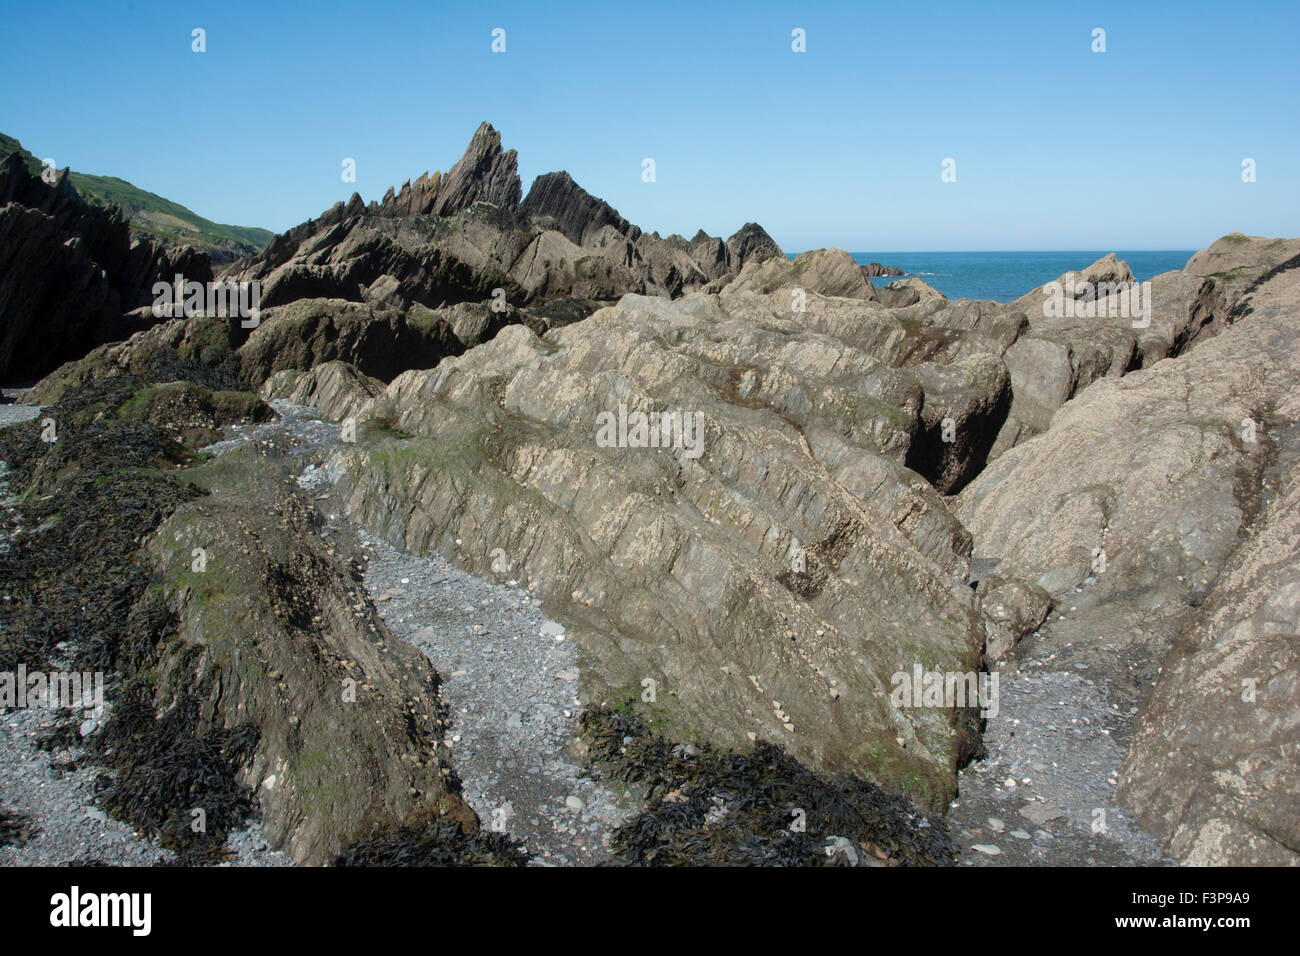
[795, 251, 1196, 303]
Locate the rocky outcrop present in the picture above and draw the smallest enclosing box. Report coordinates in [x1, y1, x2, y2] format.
[1117, 398, 1300, 864]
[723, 248, 879, 300]
[519, 171, 634, 247]
[724, 222, 785, 274]
[25, 316, 242, 405]
[148, 448, 478, 863]
[261, 361, 386, 421]
[875, 276, 946, 309]
[424, 122, 522, 218]
[955, 256, 1300, 863]
[863, 262, 905, 278]
[237, 299, 465, 384]
[224, 124, 785, 328]
[0, 151, 213, 382]
[1114, 267, 1300, 866]
[0, 201, 121, 382]
[316, 281, 1000, 811]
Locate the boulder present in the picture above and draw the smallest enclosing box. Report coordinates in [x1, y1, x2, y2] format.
[724, 248, 879, 300]
[976, 576, 1052, 662]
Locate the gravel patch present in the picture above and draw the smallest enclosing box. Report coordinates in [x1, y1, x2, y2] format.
[949, 659, 1172, 866]
[354, 531, 634, 865]
[0, 705, 173, 866]
[0, 402, 41, 428]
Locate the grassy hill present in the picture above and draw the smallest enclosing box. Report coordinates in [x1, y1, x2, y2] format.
[1, 132, 273, 263]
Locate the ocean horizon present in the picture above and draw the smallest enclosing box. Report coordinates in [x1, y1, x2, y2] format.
[786, 250, 1196, 303]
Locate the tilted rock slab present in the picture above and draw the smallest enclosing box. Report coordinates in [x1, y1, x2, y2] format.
[324, 287, 994, 809]
[149, 448, 476, 864]
[1118, 400, 1300, 864]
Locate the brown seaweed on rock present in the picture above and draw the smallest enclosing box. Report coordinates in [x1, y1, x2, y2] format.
[334, 815, 528, 867]
[581, 708, 954, 867]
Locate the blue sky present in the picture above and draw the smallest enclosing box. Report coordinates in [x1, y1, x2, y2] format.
[2, 0, 1296, 250]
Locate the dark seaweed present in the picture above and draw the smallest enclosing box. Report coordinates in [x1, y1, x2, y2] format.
[335, 819, 529, 867]
[581, 707, 955, 867]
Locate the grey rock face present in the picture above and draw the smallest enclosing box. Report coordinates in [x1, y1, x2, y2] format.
[425, 122, 522, 218]
[1115, 270, 1300, 865]
[520, 170, 635, 247]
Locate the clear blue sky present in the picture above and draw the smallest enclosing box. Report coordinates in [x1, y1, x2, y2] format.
[2, 0, 1296, 250]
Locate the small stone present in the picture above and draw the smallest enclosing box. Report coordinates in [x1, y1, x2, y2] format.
[565, 796, 584, 812]
[1019, 804, 1069, 825]
[971, 844, 1001, 856]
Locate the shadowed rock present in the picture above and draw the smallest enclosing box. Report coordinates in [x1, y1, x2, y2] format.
[0, 152, 212, 381]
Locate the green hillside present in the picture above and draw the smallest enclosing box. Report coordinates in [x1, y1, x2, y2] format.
[1, 132, 273, 262]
